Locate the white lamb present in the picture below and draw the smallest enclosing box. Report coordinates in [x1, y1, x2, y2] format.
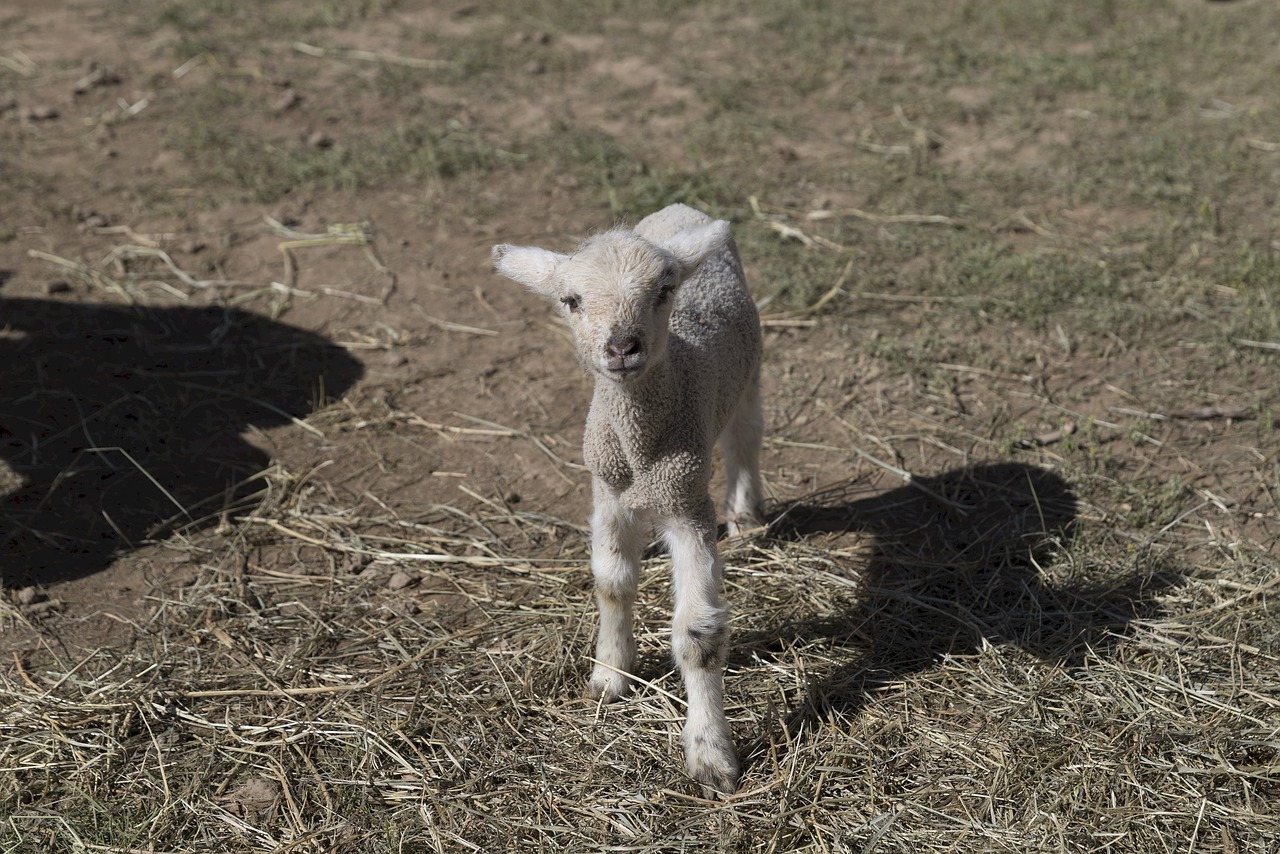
[492, 203, 764, 795]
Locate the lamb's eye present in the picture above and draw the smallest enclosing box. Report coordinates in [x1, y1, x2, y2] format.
[561, 295, 582, 314]
[655, 268, 677, 303]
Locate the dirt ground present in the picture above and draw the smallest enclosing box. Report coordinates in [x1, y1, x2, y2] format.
[2, 1, 599, 630]
[1, 1, 888, 636]
[5, 0, 1273, 644]
[2, 1, 1278, 850]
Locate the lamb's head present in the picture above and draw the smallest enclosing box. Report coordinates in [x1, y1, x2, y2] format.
[492, 219, 730, 384]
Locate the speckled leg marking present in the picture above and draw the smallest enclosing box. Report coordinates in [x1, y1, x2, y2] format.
[587, 482, 645, 702]
[720, 379, 765, 536]
[664, 504, 740, 796]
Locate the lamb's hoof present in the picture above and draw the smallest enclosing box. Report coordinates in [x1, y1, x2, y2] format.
[685, 731, 741, 797]
[587, 667, 634, 703]
[689, 752, 740, 798]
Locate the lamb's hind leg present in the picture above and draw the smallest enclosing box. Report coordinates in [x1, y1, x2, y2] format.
[663, 501, 740, 796]
[587, 479, 645, 702]
[719, 377, 765, 536]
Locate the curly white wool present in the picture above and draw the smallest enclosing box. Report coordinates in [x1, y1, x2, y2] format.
[492, 203, 764, 795]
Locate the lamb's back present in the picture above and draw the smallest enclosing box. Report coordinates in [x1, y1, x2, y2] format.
[639, 205, 761, 435]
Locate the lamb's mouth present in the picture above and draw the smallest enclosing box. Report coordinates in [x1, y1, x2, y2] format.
[604, 355, 646, 378]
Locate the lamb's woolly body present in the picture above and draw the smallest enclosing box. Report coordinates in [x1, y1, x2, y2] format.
[491, 203, 764, 796]
[584, 205, 762, 515]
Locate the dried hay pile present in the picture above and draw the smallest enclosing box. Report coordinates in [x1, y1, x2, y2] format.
[4, 446, 1277, 851]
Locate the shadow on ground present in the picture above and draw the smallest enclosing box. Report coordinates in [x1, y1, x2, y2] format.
[1, 298, 363, 588]
[740, 463, 1179, 726]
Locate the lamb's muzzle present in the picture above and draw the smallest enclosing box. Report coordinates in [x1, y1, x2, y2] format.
[605, 334, 643, 374]
[492, 203, 765, 796]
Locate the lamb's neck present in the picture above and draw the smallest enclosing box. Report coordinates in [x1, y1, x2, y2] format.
[593, 361, 680, 452]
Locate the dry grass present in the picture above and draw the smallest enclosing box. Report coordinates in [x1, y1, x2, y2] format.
[4, 430, 1278, 851]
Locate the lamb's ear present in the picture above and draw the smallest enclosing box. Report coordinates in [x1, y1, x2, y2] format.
[492, 244, 565, 297]
[660, 219, 731, 274]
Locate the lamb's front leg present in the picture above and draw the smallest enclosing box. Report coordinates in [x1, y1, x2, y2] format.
[663, 501, 740, 796]
[588, 480, 645, 702]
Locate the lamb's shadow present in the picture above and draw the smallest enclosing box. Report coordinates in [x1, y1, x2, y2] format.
[1, 298, 363, 588]
[742, 463, 1178, 721]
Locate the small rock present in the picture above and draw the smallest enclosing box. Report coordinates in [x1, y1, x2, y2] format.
[77, 213, 108, 231]
[73, 64, 121, 95]
[307, 130, 334, 149]
[386, 571, 415, 591]
[180, 239, 206, 255]
[0, 91, 16, 113]
[381, 351, 409, 367]
[1031, 420, 1077, 447]
[342, 554, 372, 574]
[26, 105, 59, 121]
[523, 60, 545, 76]
[386, 599, 419, 617]
[505, 30, 552, 48]
[273, 89, 302, 112]
[45, 280, 72, 295]
[14, 586, 42, 606]
[219, 776, 280, 821]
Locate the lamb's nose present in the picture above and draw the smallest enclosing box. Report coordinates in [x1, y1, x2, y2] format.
[607, 337, 640, 356]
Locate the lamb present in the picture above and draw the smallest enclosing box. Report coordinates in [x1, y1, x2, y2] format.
[492, 203, 764, 795]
